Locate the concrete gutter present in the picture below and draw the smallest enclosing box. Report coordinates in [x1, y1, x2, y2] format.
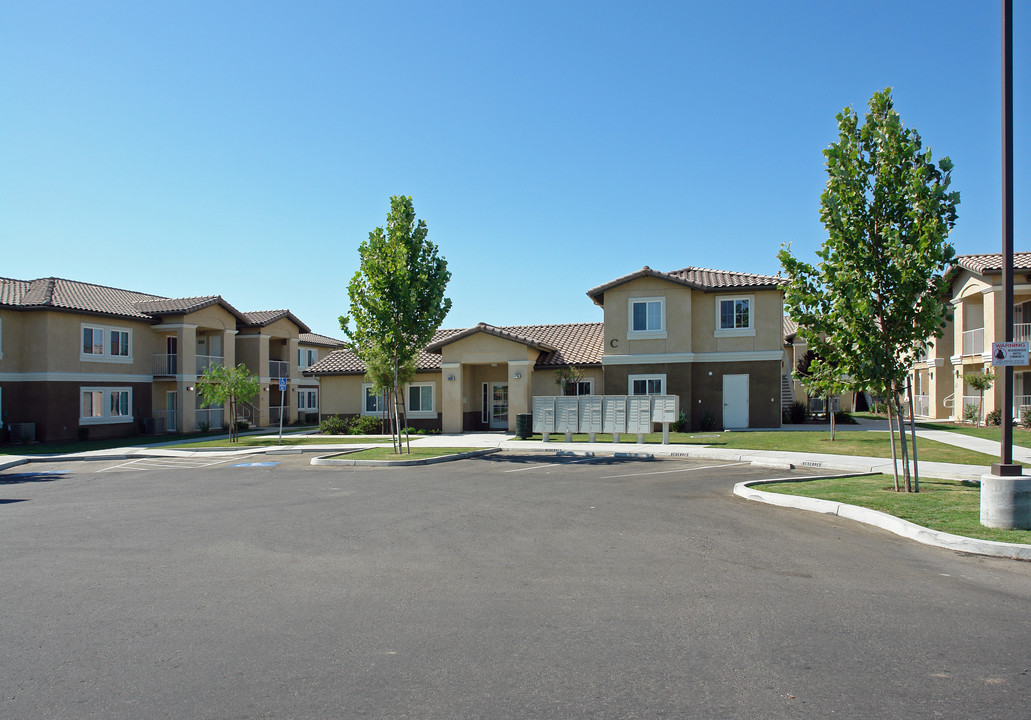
[735, 477, 1031, 561]
[311, 448, 501, 467]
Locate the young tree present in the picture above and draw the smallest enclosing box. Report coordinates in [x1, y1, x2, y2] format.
[196, 363, 261, 442]
[779, 88, 959, 492]
[555, 366, 585, 395]
[795, 349, 851, 441]
[964, 370, 996, 428]
[340, 196, 452, 453]
[364, 344, 416, 451]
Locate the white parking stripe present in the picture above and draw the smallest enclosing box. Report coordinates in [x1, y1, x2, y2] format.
[99, 456, 255, 472]
[504, 456, 597, 473]
[600, 461, 749, 480]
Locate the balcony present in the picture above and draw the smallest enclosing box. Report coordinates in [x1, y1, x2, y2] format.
[1014, 323, 1031, 344]
[154, 354, 179, 376]
[269, 360, 290, 379]
[962, 328, 984, 356]
[913, 394, 930, 417]
[195, 407, 224, 431]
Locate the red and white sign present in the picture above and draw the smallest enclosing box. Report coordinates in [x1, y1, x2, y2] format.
[991, 342, 1030, 366]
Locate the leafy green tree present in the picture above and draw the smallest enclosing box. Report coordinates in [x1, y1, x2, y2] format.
[964, 370, 996, 428]
[364, 343, 416, 445]
[196, 363, 261, 442]
[555, 366, 585, 395]
[340, 196, 452, 453]
[779, 88, 959, 492]
[795, 348, 851, 441]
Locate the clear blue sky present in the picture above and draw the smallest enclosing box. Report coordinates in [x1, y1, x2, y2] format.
[1, 1, 1027, 339]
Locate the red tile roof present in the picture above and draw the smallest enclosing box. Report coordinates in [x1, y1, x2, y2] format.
[299, 332, 346, 348]
[586, 265, 787, 305]
[953, 252, 1031, 275]
[305, 323, 604, 376]
[240, 309, 311, 333]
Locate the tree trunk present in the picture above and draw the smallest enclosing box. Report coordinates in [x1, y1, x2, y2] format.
[829, 395, 836, 441]
[392, 357, 402, 454]
[886, 400, 900, 491]
[893, 390, 912, 493]
[907, 379, 920, 493]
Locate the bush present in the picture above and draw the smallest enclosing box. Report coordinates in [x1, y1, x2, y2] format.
[235, 419, 250, 432]
[834, 410, 857, 425]
[700, 411, 718, 431]
[671, 410, 688, 433]
[962, 403, 981, 425]
[319, 416, 348, 435]
[985, 409, 1002, 426]
[199, 422, 211, 433]
[1022, 408, 1031, 430]
[784, 401, 807, 424]
[348, 415, 382, 435]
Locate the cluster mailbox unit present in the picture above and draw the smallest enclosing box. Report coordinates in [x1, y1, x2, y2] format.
[532, 395, 680, 444]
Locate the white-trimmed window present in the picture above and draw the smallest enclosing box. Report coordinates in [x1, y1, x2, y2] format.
[407, 383, 435, 418]
[629, 374, 665, 395]
[298, 348, 318, 369]
[628, 297, 666, 338]
[80, 387, 132, 424]
[562, 379, 594, 396]
[81, 323, 133, 361]
[715, 295, 755, 337]
[297, 389, 318, 412]
[362, 383, 384, 415]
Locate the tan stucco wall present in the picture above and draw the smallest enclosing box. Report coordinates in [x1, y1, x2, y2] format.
[319, 371, 442, 422]
[530, 366, 604, 396]
[600, 277, 693, 356]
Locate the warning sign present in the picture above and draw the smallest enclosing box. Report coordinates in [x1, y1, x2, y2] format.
[991, 342, 1029, 366]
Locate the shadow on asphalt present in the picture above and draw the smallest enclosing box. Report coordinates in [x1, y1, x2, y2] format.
[0, 471, 68, 485]
[481, 453, 656, 466]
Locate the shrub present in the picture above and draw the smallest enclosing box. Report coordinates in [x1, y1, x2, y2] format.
[671, 410, 688, 433]
[834, 410, 857, 425]
[787, 401, 808, 424]
[349, 415, 382, 435]
[319, 416, 348, 435]
[700, 411, 718, 431]
[962, 403, 981, 425]
[235, 419, 250, 432]
[1022, 408, 1031, 430]
[199, 422, 211, 433]
[985, 409, 1002, 426]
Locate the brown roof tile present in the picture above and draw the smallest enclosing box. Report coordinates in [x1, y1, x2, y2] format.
[0, 276, 163, 320]
[241, 309, 312, 334]
[299, 332, 346, 348]
[586, 265, 786, 305]
[954, 252, 1031, 275]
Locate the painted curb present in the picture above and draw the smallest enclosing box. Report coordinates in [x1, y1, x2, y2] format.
[734, 478, 1031, 561]
[310, 447, 501, 467]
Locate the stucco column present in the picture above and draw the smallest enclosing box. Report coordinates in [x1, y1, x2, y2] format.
[288, 338, 300, 422]
[441, 363, 463, 433]
[258, 336, 271, 427]
[508, 360, 532, 433]
[178, 325, 198, 433]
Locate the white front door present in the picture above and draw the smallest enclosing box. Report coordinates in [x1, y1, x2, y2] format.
[490, 383, 509, 429]
[723, 374, 749, 429]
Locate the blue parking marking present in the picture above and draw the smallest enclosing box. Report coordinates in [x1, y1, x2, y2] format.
[7, 470, 69, 477]
[230, 462, 280, 468]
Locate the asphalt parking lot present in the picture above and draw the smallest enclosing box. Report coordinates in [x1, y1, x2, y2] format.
[3, 452, 1031, 719]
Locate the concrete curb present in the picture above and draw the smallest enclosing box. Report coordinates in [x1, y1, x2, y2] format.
[310, 447, 501, 467]
[734, 477, 1031, 561]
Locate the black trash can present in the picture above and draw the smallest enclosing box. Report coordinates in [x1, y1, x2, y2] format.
[515, 413, 533, 439]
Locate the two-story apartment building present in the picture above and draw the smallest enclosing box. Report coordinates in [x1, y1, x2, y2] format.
[908, 252, 1031, 421]
[0, 277, 342, 442]
[308, 265, 788, 432]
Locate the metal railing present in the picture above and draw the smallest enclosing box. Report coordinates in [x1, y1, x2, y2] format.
[1015, 395, 1031, 419]
[196, 354, 224, 375]
[195, 408, 224, 430]
[962, 328, 984, 356]
[165, 410, 178, 431]
[153, 354, 178, 375]
[1014, 324, 1031, 345]
[269, 360, 290, 379]
[269, 406, 283, 426]
[962, 395, 981, 419]
[913, 394, 930, 417]
[807, 397, 839, 413]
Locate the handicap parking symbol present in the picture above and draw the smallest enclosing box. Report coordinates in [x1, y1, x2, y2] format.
[230, 461, 280, 468]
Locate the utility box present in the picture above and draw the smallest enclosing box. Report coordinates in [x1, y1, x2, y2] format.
[10, 423, 35, 444]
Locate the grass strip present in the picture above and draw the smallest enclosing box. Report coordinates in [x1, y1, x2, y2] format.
[519, 430, 1003, 466]
[337, 446, 480, 461]
[172, 436, 393, 448]
[915, 421, 1031, 449]
[761, 474, 1031, 545]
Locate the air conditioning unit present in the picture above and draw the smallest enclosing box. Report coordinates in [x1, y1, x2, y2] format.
[10, 423, 35, 443]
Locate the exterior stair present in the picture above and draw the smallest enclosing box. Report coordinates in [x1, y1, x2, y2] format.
[782, 375, 795, 412]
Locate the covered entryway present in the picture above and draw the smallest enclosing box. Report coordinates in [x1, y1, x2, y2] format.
[723, 374, 749, 429]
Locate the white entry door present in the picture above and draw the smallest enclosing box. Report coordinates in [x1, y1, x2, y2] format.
[723, 374, 749, 429]
[490, 383, 509, 429]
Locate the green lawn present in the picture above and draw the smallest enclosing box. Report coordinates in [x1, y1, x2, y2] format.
[0, 431, 219, 456]
[336, 446, 479, 461]
[761, 474, 1031, 545]
[917, 421, 1031, 449]
[520, 430, 1003, 466]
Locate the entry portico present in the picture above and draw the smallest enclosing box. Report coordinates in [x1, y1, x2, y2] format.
[428, 323, 554, 433]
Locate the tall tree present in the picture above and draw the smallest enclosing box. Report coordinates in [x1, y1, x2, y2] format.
[196, 363, 261, 443]
[779, 88, 959, 491]
[340, 196, 452, 453]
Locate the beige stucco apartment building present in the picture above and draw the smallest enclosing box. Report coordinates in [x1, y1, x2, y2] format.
[308, 265, 789, 432]
[0, 277, 341, 442]
[908, 252, 1031, 422]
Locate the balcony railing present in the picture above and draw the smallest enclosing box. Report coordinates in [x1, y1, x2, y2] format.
[1014, 324, 1031, 344]
[269, 360, 290, 379]
[913, 394, 930, 417]
[269, 406, 283, 426]
[165, 410, 178, 432]
[962, 328, 984, 356]
[196, 354, 224, 375]
[153, 354, 179, 375]
[1015, 395, 1031, 419]
[195, 407, 224, 430]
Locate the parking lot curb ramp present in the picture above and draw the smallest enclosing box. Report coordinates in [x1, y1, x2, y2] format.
[311, 447, 501, 467]
[735, 477, 1031, 561]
